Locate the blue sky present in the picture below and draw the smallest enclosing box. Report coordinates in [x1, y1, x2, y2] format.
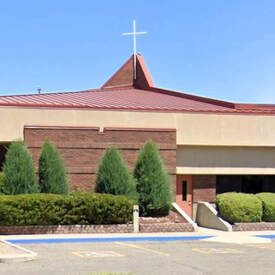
[0, 1, 275, 103]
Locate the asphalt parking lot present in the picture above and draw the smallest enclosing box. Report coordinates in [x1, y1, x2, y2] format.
[1, 240, 275, 275]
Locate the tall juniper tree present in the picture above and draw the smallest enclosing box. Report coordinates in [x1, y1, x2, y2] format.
[2, 140, 39, 194]
[134, 140, 172, 216]
[96, 147, 137, 200]
[39, 140, 69, 194]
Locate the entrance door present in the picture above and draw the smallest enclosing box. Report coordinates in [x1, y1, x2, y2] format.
[176, 175, 193, 217]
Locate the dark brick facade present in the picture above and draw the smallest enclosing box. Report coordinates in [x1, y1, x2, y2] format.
[24, 126, 176, 191]
[192, 175, 216, 202]
[102, 54, 152, 89]
[103, 56, 134, 88]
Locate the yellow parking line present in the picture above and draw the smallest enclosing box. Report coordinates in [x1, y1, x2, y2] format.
[192, 248, 243, 254]
[192, 248, 210, 254]
[72, 251, 85, 258]
[247, 244, 275, 251]
[72, 250, 124, 258]
[115, 242, 169, 256]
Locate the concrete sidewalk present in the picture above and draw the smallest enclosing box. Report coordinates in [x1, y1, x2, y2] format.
[197, 227, 275, 244]
[1, 228, 275, 244]
[1, 232, 213, 244]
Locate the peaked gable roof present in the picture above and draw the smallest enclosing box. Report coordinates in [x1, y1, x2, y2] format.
[102, 54, 154, 89]
[0, 54, 275, 114]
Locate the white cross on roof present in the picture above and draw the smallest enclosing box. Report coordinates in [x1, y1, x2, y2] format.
[122, 20, 147, 79]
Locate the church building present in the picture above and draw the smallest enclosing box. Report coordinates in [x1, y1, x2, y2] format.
[0, 53, 275, 218]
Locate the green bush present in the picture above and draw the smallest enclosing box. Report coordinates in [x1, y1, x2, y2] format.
[134, 141, 172, 217]
[2, 140, 39, 194]
[0, 192, 134, 226]
[96, 147, 137, 200]
[256, 193, 275, 222]
[0, 172, 5, 193]
[216, 192, 262, 223]
[39, 140, 69, 194]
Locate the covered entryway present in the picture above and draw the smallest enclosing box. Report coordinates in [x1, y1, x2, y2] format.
[176, 175, 193, 217]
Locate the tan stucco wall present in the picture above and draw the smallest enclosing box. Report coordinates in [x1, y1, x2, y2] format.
[175, 112, 275, 146]
[0, 107, 176, 142]
[177, 146, 275, 175]
[2, 106, 275, 147]
[2, 106, 275, 174]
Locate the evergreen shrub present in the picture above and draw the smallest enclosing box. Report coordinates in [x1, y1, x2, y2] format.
[2, 140, 39, 194]
[0, 192, 133, 226]
[256, 193, 275, 222]
[39, 140, 69, 194]
[134, 141, 172, 217]
[216, 192, 262, 223]
[96, 147, 137, 200]
[0, 172, 5, 193]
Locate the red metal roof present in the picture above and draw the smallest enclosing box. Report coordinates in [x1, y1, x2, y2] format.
[0, 87, 235, 112]
[0, 54, 275, 114]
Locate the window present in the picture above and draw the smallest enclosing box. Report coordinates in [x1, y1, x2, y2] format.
[182, 181, 187, 201]
[216, 175, 275, 194]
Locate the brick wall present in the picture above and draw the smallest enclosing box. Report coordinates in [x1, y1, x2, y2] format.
[0, 224, 133, 235]
[0, 222, 194, 234]
[103, 56, 134, 87]
[140, 223, 194, 233]
[233, 222, 275, 231]
[192, 175, 216, 202]
[24, 126, 176, 191]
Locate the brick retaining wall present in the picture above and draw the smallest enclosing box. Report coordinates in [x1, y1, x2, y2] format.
[233, 222, 275, 231]
[0, 224, 133, 235]
[0, 222, 194, 235]
[140, 223, 194, 232]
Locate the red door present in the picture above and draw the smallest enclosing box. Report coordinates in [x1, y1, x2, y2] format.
[176, 175, 193, 217]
